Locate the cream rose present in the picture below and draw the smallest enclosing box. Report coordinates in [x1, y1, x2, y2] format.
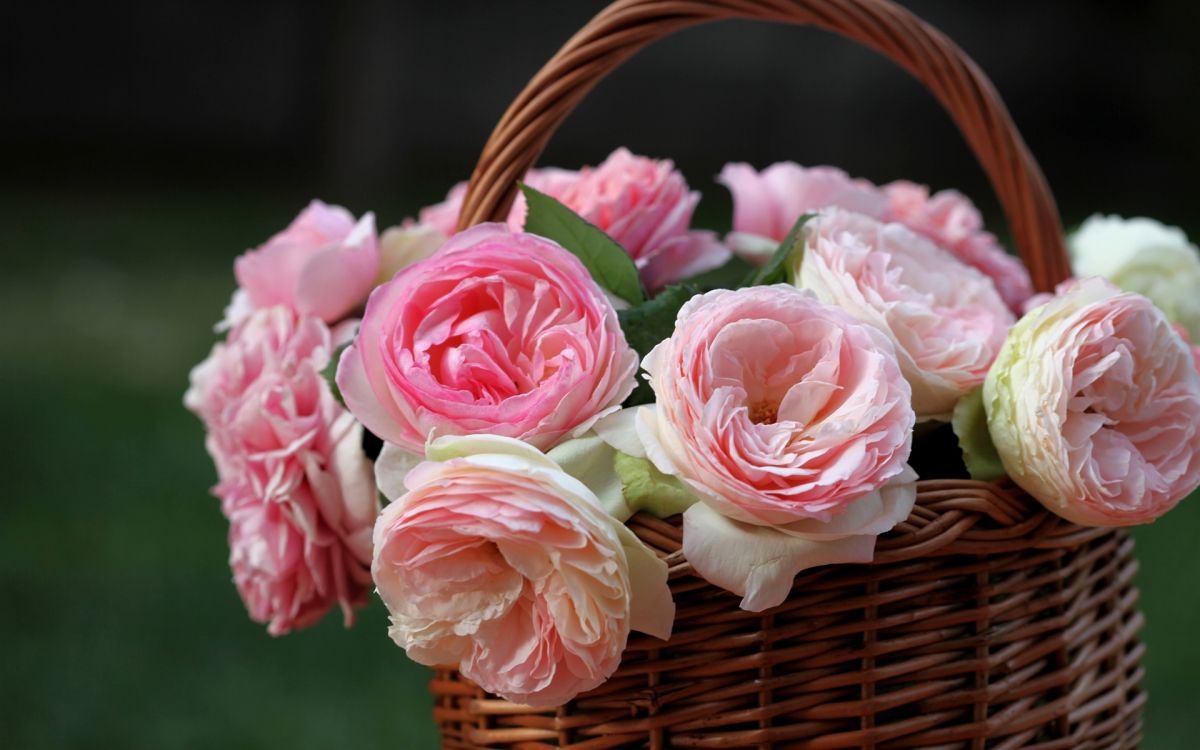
[984, 278, 1200, 526]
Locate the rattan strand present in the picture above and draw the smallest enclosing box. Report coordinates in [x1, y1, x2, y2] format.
[455, 0, 1071, 292]
[436, 1, 1141, 746]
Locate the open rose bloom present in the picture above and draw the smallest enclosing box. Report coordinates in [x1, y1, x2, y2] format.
[985, 278, 1200, 525]
[604, 285, 918, 611]
[372, 435, 672, 707]
[187, 148, 1199, 709]
[337, 223, 638, 455]
[186, 307, 378, 634]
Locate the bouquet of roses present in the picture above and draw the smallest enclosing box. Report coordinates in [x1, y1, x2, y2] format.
[186, 148, 1200, 707]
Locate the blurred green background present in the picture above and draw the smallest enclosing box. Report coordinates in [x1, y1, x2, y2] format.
[4, 0, 1199, 748]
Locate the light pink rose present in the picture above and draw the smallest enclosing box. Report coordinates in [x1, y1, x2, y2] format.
[418, 168, 580, 237]
[557, 148, 729, 290]
[185, 307, 379, 635]
[627, 285, 917, 610]
[234, 200, 380, 324]
[337, 223, 638, 455]
[884, 181, 1033, 311]
[372, 435, 672, 707]
[718, 162, 888, 263]
[797, 209, 1015, 418]
[985, 278, 1200, 526]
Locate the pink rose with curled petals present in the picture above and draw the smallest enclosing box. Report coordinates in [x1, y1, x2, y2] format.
[557, 148, 729, 291]
[234, 200, 380, 324]
[884, 180, 1033, 312]
[718, 162, 888, 264]
[797, 209, 1015, 419]
[372, 435, 672, 707]
[336, 223, 638, 455]
[624, 285, 916, 611]
[985, 278, 1200, 526]
[186, 307, 379, 635]
[418, 168, 580, 237]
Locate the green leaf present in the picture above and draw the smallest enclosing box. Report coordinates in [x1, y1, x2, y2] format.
[613, 452, 698, 518]
[950, 386, 1006, 481]
[617, 283, 700, 406]
[521, 183, 645, 306]
[678, 255, 754, 292]
[743, 213, 813, 288]
[322, 341, 351, 407]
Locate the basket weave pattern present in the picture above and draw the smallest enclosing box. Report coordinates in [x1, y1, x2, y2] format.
[432, 481, 1144, 748]
[435, 0, 1145, 746]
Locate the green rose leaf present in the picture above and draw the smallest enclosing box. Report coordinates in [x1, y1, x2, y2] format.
[743, 213, 813, 288]
[617, 283, 700, 406]
[322, 341, 351, 407]
[950, 386, 1006, 482]
[679, 255, 754, 292]
[613, 451, 698, 518]
[521, 183, 645, 306]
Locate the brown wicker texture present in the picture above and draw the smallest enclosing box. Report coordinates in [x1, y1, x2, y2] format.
[437, 0, 1144, 747]
[433, 481, 1144, 748]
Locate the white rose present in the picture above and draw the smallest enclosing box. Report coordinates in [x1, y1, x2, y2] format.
[1070, 214, 1200, 338]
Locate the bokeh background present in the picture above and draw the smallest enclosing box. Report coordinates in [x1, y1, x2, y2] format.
[4, 0, 1199, 747]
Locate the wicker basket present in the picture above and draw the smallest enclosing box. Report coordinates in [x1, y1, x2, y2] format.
[435, 1, 1146, 747]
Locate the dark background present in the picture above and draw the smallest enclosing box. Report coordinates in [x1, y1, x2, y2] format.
[3, 1, 1199, 747]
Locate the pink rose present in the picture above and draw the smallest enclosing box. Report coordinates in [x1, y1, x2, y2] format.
[372, 435, 672, 707]
[234, 200, 380, 324]
[622, 285, 916, 610]
[418, 168, 580, 237]
[337, 224, 638, 455]
[185, 307, 379, 635]
[422, 150, 729, 291]
[884, 181, 1033, 311]
[985, 278, 1200, 526]
[557, 148, 729, 290]
[797, 209, 1015, 418]
[717, 161, 888, 263]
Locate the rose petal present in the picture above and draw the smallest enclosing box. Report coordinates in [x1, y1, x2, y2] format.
[682, 502, 877, 612]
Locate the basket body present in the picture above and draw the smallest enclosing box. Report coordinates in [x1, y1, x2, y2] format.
[432, 482, 1144, 749]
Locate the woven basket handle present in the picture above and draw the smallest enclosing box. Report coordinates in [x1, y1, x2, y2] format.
[457, 0, 1070, 291]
